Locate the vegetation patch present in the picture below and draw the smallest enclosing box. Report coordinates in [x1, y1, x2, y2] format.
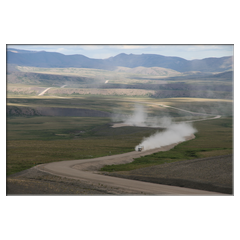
[7, 116, 158, 175]
[101, 117, 233, 172]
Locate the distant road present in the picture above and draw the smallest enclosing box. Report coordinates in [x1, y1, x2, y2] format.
[141, 101, 221, 123]
[38, 85, 66, 96]
[38, 87, 52, 96]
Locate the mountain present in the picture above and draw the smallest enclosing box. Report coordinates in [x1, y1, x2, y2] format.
[7, 49, 101, 68]
[7, 48, 233, 73]
[105, 53, 233, 72]
[105, 53, 190, 71]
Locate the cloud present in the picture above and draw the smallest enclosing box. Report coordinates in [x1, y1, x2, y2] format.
[187, 45, 223, 51]
[81, 45, 105, 50]
[121, 45, 146, 49]
[56, 47, 65, 53]
[109, 45, 147, 49]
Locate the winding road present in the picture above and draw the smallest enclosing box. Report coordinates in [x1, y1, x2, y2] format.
[36, 134, 224, 195]
[36, 100, 224, 195]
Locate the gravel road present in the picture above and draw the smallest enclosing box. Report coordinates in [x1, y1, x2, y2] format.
[7, 168, 145, 195]
[7, 154, 232, 195]
[7, 134, 231, 195]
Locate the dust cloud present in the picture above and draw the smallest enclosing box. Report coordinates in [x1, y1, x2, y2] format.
[112, 103, 197, 151]
[112, 103, 173, 128]
[135, 122, 197, 151]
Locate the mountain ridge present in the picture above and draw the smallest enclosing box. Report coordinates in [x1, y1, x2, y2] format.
[7, 48, 233, 73]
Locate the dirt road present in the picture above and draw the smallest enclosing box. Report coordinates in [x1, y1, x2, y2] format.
[36, 134, 224, 195]
[38, 87, 52, 96]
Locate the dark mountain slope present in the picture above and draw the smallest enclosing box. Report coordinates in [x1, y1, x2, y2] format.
[7, 51, 89, 68]
[7, 50, 115, 70]
[189, 56, 233, 72]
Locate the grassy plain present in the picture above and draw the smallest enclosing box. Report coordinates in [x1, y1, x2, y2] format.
[101, 117, 233, 172]
[7, 95, 233, 176]
[7, 96, 124, 112]
[7, 116, 158, 175]
[6, 96, 163, 175]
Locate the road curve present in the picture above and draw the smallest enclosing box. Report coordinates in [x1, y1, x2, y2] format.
[36, 135, 224, 195]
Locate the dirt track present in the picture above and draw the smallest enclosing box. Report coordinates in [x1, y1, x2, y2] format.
[7, 153, 232, 195]
[7, 134, 229, 195]
[38, 87, 51, 96]
[7, 168, 144, 195]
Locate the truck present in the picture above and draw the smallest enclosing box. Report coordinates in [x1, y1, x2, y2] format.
[137, 146, 144, 152]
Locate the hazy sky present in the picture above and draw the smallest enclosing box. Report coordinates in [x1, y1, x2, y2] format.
[7, 44, 233, 60]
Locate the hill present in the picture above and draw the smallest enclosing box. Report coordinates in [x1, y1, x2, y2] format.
[208, 71, 233, 80]
[114, 66, 182, 77]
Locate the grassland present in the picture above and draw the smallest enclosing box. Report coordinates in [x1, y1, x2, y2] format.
[7, 95, 233, 176]
[101, 117, 233, 172]
[7, 96, 233, 116]
[7, 96, 125, 112]
[6, 96, 206, 118]
[7, 116, 158, 175]
[6, 96, 165, 175]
